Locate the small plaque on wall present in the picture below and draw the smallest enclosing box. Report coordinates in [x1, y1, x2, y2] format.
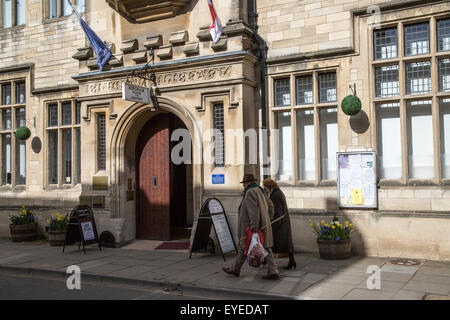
[93, 176, 108, 190]
[79, 196, 92, 206]
[92, 196, 105, 209]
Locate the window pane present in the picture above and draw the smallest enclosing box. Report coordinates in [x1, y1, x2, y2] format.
[2, 84, 11, 105]
[48, 104, 58, 127]
[319, 73, 337, 103]
[77, 0, 85, 12]
[407, 100, 434, 179]
[49, 0, 58, 19]
[97, 114, 106, 171]
[213, 104, 224, 167]
[74, 128, 81, 184]
[320, 108, 338, 180]
[376, 103, 402, 179]
[2, 0, 12, 28]
[62, 0, 71, 16]
[62, 129, 72, 184]
[440, 98, 450, 179]
[2, 108, 11, 130]
[48, 130, 58, 184]
[404, 22, 430, 56]
[75, 102, 81, 124]
[15, 107, 25, 128]
[374, 27, 398, 60]
[274, 78, 290, 107]
[296, 76, 313, 105]
[296, 110, 315, 180]
[62, 102, 72, 125]
[438, 59, 450, 92]
[15, 139, 25, 185]
[276, 112, 292, 181]
[2, 134, 11, 185]
[15, 82, 25, 104]
[437, 18, 450, 52]
[375, 65, 399, 97]
[406, 61, 431, 95]
[15, 0, 25, 26]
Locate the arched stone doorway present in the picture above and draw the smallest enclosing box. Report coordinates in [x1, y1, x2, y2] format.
[109, 97, 202, 246]
[135, 112, 192, 240]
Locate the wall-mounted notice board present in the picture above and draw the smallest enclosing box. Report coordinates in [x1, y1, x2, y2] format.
[337, 151, 378, 209]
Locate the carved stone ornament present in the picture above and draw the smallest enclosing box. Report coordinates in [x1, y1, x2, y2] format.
[155, 66, 232, 86]
[82, 65, 233, 96]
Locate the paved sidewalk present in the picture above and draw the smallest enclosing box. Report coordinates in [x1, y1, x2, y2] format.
[1, 239, 450, 300]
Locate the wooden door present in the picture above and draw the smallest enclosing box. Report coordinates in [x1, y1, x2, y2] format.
[136, 114, 171, 240]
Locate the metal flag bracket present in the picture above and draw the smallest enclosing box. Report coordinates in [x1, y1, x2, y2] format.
[123, 48, 159, 110]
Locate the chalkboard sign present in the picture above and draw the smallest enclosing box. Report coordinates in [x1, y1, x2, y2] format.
[63, 205, 102, 254]
[189, 198, 237, 261]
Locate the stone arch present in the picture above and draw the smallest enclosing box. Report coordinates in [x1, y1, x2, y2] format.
[109, 97, 203, 244]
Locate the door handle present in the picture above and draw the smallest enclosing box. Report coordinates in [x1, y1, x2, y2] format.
[153, 176, 157, 189]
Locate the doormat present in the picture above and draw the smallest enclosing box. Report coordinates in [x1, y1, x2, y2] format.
[155, 241, 190, 250]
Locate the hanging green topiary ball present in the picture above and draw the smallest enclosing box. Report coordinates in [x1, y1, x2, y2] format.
[341, 95, 362, 116]
[15, 126, 31, 141]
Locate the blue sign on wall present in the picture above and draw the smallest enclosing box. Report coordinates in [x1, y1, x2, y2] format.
[212, 174, 225, 184]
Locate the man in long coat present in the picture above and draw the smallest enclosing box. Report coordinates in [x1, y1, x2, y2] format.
[222, 174, 280, 280]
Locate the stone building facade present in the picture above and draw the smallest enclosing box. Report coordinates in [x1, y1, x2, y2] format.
[0, 0, 449, 261]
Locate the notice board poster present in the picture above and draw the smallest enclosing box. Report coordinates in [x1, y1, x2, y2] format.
[337, 151, 378, 208]
[208, 199, 236, 255]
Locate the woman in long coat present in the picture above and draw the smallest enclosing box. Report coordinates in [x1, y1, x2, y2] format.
[263, 178, 296, 270]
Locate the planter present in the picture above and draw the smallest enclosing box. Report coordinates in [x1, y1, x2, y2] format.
[47, 230, 67, 246]
[9, 223, 37, 242]
[317, 239, 351, 260]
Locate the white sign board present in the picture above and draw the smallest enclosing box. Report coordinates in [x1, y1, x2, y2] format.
[337, 151, 378, 209]
[208, 199, 223, 214]
[80, 221, 95, 241]
[211, 213, 236, 254]
[208, 199, 236, 254]
[122, 82, 151, 104]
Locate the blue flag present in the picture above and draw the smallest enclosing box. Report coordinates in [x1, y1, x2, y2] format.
[67, 0, 112, 71]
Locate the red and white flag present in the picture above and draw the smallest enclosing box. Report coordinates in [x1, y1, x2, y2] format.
[207, 0, 223, 44]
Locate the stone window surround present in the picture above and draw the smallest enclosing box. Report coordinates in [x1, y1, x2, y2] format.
[371, 14, 450, 186]
[96, 112, 106, 172]
[43, 0, 85, 22]
[269, 69, 339, 187]
[0, 0, 26, 29]
[44, 99, 81, 189]
[0, 78, 26, 188]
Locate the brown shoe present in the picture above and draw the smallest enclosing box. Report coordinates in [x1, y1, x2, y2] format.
[222, 267, 239, 277]
[262, 273, 280, 280]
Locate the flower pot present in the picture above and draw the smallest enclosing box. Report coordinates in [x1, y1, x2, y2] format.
[47, 230, 67, 246]
[9, 223, 37, 242]
[317, 239, 351, 260]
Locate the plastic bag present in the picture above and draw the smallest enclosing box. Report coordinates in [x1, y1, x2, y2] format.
[246, 233, 268, 268]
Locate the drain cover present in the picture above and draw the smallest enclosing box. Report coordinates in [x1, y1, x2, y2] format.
[390, 259, 421, 266]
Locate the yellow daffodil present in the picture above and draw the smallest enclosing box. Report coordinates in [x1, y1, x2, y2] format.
[349, 224, 353, 227]
[332, 225, 336, 229]
[345, 221, 349, 225]
[324, 223, 328, 227]
[321, 220, 325, 225]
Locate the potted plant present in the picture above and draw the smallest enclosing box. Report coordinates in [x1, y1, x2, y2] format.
[9, 206, 37, 242]
[47, 214, 69, 246]
[308, 216, 353, 260]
